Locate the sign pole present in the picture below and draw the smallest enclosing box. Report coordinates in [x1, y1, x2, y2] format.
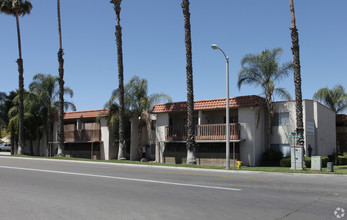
[294, 135, 296, 170]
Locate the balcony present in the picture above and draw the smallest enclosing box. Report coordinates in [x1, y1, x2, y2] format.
[64, 123, 101, 142]
[165, 123, 240, 141]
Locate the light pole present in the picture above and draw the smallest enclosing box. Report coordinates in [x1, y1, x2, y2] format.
[211, 44, 230, 169]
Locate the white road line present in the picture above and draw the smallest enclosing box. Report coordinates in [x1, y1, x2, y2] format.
[0, 165, 241, 192]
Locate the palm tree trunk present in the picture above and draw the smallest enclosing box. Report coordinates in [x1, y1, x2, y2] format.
[112, 1, 126, 160]
[46, 110, 53, 156]
[30, 139, 33, 156]
[15, 11, 24, 155]
[10, 127, 15, 155]
[289, 0, 304, 146]
[57, 0, 65, 156]
[182, 0, 196, 164]
[36, 136, 41, 156]
[266, 97, 273, 150]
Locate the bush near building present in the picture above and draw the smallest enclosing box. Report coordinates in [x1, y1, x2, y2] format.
[261, 149, 284, 166]
[280, 156, 329, 168]
[338, 155, 347, 165]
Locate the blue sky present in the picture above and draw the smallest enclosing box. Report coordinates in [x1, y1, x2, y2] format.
[1, 0, 346, 112]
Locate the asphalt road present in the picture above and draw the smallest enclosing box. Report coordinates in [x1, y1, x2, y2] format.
[0, 157, 346, 220]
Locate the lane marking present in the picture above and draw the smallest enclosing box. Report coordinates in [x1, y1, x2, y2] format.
[0, 165, 242, 192]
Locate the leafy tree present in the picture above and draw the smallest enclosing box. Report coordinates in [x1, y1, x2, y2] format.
[182, 0, 196, 164]
[7, 89, 38, 155]
[110, 0, 126, 160]
[0, 0, 33, 154]
[29, 73, 75, 156]
[0, 91, 17, 154]
[238, 48, 293, 149]
[0, 92, 7, 128]
[289, 0, 304, 146]
[104, 94, 131, 158]
[57, 0, 65, 156]
[313, 85, 347, 113]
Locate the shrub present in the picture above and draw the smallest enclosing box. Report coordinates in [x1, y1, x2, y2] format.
[280, 156, 331, 168]
[328, 154, 336, 163]
[338, 155, 347, 165]
[304, 156, 311, 168]
[261, 149, 283, 166]
[321, 156, 329, 167]
[280, 156, 291, 167]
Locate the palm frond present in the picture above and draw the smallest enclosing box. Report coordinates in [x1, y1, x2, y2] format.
[274, 87, 292, 101]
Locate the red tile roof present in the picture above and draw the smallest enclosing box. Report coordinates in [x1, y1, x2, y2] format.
[64, 109, 108, 120]
[337, 114, 347, 122]
[151, 95, 266, 113]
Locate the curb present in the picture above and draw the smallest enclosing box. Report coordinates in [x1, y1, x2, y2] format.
[1, 156, 346, 177]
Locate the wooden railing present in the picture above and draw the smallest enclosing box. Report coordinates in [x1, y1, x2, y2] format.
[64, 123, 101, 142]
[165, 123, 240, 141]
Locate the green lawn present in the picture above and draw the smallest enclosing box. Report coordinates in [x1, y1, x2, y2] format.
[2, 155, 347, 174]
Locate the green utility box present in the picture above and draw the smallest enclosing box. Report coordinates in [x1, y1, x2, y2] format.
[327, 162, 334, 172]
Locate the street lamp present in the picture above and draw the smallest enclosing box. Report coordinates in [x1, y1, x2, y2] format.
[211, 44, 230, 169]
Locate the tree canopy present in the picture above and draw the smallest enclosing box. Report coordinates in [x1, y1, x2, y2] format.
[313, 85, 347, 113]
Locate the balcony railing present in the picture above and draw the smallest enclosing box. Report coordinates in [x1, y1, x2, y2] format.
[165, 123, 240, 141]
[64, 123, 101, 142]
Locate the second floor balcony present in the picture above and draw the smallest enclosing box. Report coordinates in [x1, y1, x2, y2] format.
[64, 123, 101, 142]
[165, 123, 241, 142]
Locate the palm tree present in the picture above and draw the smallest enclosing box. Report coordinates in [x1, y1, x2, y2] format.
[313, 85, 347, 113]
[125, 76, 171, 159]
[57, 0, 65, 156]
[289, 0, 304, 145]
[106, 76, 171, 159]
[238, 48, 293, 149]
[29, 73, 75, 156]
[181, 0, 196, 164]
[110, 0, 126, 160]
[0, 0, 33, 154]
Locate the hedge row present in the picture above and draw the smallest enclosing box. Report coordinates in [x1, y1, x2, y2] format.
[280, 156, 329, 168]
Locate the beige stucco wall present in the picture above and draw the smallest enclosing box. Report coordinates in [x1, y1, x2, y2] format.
[314, 102, 336, 156]
[100, 117, 112, 160]
[303, 100, 316, 155]
[156, 113, 169, 142]
[238, 106, 265, 166]
[272, 101, 296, 145]
[272, 100, 336, 157]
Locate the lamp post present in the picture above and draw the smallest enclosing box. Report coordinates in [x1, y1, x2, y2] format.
[211, 44, 230, 169]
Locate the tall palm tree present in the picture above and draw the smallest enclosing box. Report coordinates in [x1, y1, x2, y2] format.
[106, 76, 171, 159]
[238, 48, 293, 149]
[0, 0, 33, 154]
[181, 0, 196, 164]
[110, 0, 126, 160]
[313, 85, 347, 114]
[29, 73, 75, 156]
[57, 0, 65, 156]
[289, 0, 304, 145]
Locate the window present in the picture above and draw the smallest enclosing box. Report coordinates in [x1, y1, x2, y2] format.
[271, 144, 290, 157]
[273, 112, 289, 126]
[151, 120, 156, 130]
